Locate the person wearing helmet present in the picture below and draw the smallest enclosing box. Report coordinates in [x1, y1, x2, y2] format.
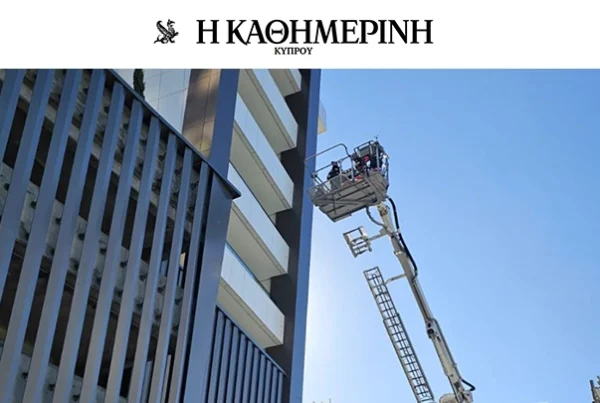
[327, 161, 341, 190]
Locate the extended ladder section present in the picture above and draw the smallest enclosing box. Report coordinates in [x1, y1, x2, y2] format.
[364, 267, 435, 403]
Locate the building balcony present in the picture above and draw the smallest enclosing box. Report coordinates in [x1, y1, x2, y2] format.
[231, 94, 294, 215]
[237, 70, 298, 154]
[269, 69, 328, 135]
[218, 244, 284, 348]
[227, 164, 289, 281]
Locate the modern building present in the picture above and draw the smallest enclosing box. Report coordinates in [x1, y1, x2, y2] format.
[114, 68, 327, 402]
[0, 68, 325, 403]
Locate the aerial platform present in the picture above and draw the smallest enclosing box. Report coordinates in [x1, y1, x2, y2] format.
[306, 140, 390, 222]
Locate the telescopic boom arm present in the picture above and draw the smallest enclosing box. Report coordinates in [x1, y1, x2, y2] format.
[364, 200, 474, 403]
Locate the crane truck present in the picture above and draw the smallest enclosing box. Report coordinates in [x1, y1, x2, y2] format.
[306, 139, 475, 403]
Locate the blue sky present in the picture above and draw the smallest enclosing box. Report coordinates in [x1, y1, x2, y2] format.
[303, 70, 600, 403]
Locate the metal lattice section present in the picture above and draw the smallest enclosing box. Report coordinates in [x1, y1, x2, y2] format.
[364, 267, 435, 403]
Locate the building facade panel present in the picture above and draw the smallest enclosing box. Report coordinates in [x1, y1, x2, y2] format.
[0, 69, 238, 403]
[203, 308, 286, 403]
[114, 69, 192, 134]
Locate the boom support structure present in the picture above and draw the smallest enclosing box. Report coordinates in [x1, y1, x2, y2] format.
[355, 202, 474, 403]
[306, 139, 474, 403]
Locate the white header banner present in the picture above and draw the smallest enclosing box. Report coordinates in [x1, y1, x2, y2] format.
[3, 0, 599, 68]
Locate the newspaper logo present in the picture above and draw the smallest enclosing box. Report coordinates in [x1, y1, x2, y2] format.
[196, 20, 434, 55]
[154, 20, 178, 44]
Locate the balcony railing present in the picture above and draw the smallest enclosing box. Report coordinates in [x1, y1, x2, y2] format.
[220, 242, 285, 348]
[227, 163, 290, 280]
[225, 243, 270, 294]
[0, 69, 239, 403]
